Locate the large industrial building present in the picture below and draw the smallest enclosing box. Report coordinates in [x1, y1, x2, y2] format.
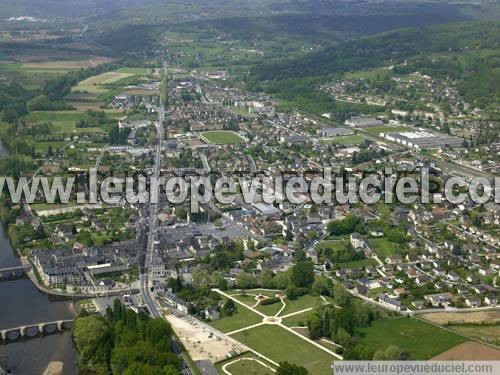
[380, 130, 464, 149]
[345, 116, 384, 128]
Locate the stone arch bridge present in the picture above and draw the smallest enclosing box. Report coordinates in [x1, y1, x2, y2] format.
[1, 320, 73, 344]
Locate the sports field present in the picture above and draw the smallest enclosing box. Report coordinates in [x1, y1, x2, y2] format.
[200, 131, 244, 145]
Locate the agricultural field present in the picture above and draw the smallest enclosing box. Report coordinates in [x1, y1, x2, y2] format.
[432, 341, 500, 360]
[200, 131, 244, 145]
[420, 310, 500, 325]
[232, 325, 335, 374]
[357, 317, 467, 359]
[446, 324, 500, 346]
[72, 71, 136, 94]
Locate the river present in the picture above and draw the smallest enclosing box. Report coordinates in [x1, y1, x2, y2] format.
[0, 141, 78, 374]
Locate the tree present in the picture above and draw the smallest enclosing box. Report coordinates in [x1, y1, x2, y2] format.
[372, 345, 402, 360]
[235, 272, 258, 289]
[311, 276, 332, 296]
[222, 299, 236, 316]
[73, 316, 111, 366]
[308, 314, 323, 340]
[290, 261, 314, 288]
[277, 361, 308, 375]
[259, 269, 276, 289]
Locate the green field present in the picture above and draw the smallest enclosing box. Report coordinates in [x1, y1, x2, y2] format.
[233, 325, 335, 374]
[357, 317, 467, 359]
[209, 299, 262, 333]
[254, 300, 285, 316]
[215, 352, 276, 375]
[282, 310, 313, 327]
[368, 238, 403, 257]
[25, 111, 86, 122]
[200, 131, 244, 145]
[116, 67, 150, 74]
[279, 294, 326, 316]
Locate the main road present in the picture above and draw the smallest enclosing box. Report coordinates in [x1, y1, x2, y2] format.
[140, 103, 165, 319]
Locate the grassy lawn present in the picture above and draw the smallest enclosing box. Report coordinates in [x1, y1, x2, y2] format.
[233, 325, 335, 374]
[209, 299, 262, 333]
[280, 294, 325, 317]
[282, 310, 313, 327]
[255, 300, 285, 316]
[231, 293, 259, 307]
[357, 317, 467, 359]
[224, 358, 274, 375]
[215, 352, 276, 375]
[25, 111, 86, 122]
[200, 130, 243, 145]
[368, 238, 402, 257]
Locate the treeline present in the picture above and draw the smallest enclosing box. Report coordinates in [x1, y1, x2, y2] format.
[307, 284, 407, 360]
[0, 82, 32, 123]
[73, 299, 181, 374]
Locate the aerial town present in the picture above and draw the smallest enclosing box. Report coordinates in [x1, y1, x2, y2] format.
[0, 1, 499, 374]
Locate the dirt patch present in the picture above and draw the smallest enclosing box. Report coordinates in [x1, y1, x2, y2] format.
[165, 313, 247, 363]
[432, 341, 500, 360]
[420, 310, 500, 325]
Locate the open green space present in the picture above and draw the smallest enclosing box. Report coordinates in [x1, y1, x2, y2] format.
[279, 294, 326, 317]
[200, 131, 244, 145]
[25, 111, 86, 122]
[357, 317, 467, 359]
[215, 352, 276, 375]
[368, 237, 404, 257]
[282, 310, 312, 327]
[231, 293, 259, 307]
[209, 299, 262, 333]
[254, 300, 284, 316]
[232, 325, 335, 374]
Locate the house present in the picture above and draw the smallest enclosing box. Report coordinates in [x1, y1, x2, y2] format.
[465, 296, 481, 308]
[484, 295, 497, 306]
[412, 300, 424, 309]
[163, 291, 189, 313]
[350, 233, 365, 249]
[385, 254, 402, 264]
[425, 293, 452, 307]
[377, 293, 402, 310]
[446, 271, 460, 282]
[97, 278, 115, 290]
[204, 306, 220, 321]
